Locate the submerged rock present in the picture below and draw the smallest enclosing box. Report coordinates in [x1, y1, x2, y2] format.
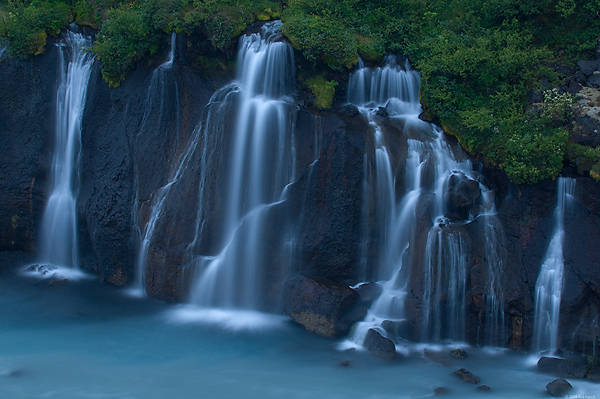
[586, 367, 600, 382]
[537, 356, 590, 379]
[450, 349, 467, 359]
[433, 387, 450, 395]
[477, 385, 491, 391]
[546, 378, 572, 397]
[364, 328, 396, 360]
[453, 368, 480, 384]
[282, 275, 365, 337]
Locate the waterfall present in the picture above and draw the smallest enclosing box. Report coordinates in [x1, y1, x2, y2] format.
[37, 30, 94, 271]
[0, 43, 6, 59]
[422, 224, 467, 341]
[348, 56, 504, 349]
[132, 32, 181, 296]
[347, 55, 421, 116]
[186, 21, 296, 311]
[533, 177, 576, 352]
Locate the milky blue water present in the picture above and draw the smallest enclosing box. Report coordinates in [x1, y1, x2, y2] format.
[1, 254, 597, 399]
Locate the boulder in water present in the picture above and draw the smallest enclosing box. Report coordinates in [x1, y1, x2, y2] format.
[433, 387, 450, 395]
[537, 356, 590, 379]
[453, 368, 480, 384]
[586, 367, 600, 382]
[546, 378, 572, 397]
[282, 275, 365, 337]
[450, 349, 467, 359]
[477, 385, 491, 391]
[376, 106, 389, 117]
[364, 328, 396, 360]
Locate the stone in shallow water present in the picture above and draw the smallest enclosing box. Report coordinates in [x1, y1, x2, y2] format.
[477, 385, 491, 391]
[453, 368, 480, 384]
[450, 349, 467, 359]
[282, 275, 364, 337]
[546, 378, 572, 397]
[364, 328, 396, 360]
[433, 387, 449, 395]
[537, 356, 589, 379]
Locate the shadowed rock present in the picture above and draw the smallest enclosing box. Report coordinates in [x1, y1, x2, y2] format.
[282, 275, 365, 337]
[364, 328, 396, 360]
[537, 356, 589, 379]
[453, 368, 480, 384]
[546, 378, 572, 397]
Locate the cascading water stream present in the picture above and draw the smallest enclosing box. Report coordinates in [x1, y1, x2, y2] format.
[533, 177, 576, 352]
[36, 30, 94, 271]
[132, 33, 181, 296]
[347, 57, 504, 349]
[186, 21, 296, 311]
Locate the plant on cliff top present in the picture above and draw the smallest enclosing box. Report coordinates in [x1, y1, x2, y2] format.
[0, 0, 70, 58]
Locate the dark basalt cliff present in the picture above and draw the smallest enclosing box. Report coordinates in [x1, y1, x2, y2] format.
[0, 34, 599, 353]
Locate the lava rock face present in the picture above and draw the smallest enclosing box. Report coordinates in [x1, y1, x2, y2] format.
[282, 274, 365, 337]
[0, 40, 60, 254]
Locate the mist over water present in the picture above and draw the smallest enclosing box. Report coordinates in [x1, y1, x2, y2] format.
[1, 260, 598, 399]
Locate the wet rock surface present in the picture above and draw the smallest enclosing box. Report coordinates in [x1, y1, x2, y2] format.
[282, 274, 365, 337]
[537, 356, 590, 379]
[364, 328, 396, 360]
[546, 378, 572, 397]
[453, 368, 480, 384]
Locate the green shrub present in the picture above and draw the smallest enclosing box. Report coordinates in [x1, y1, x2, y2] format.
[92, 5, 156, 87]
[0, 0, 71, 58]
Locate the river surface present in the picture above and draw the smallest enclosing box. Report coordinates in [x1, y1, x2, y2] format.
[0, 253, 596, 399]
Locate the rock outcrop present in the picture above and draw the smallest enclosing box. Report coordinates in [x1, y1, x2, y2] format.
[282, 274, 365, 337]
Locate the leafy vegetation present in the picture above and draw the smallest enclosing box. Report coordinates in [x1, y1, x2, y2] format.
[305, 75, 337, 108]
[2, 0, 600, 182]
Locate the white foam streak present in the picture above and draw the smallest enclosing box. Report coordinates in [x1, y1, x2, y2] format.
[166, 306, 288, 332]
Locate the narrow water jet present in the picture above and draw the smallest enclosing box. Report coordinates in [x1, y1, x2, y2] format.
[37, 30, 94, 270]
[533, 177, 576, 352]
[132, 32, 181, 296]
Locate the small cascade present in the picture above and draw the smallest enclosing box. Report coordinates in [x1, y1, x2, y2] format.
[0, 43, 6, 59]
[480, 208, 507, 346]
[187, 21, 296, 310]
[422, 222, 467, 341]
[349, 56, 504, 349]
[347, 55, 421, 116]
[533, 177, 576, 352]
[37, 30, 94, 270]
[132, 32, 181, 295]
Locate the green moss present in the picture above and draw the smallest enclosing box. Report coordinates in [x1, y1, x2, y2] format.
[305, 75, 338, 109]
